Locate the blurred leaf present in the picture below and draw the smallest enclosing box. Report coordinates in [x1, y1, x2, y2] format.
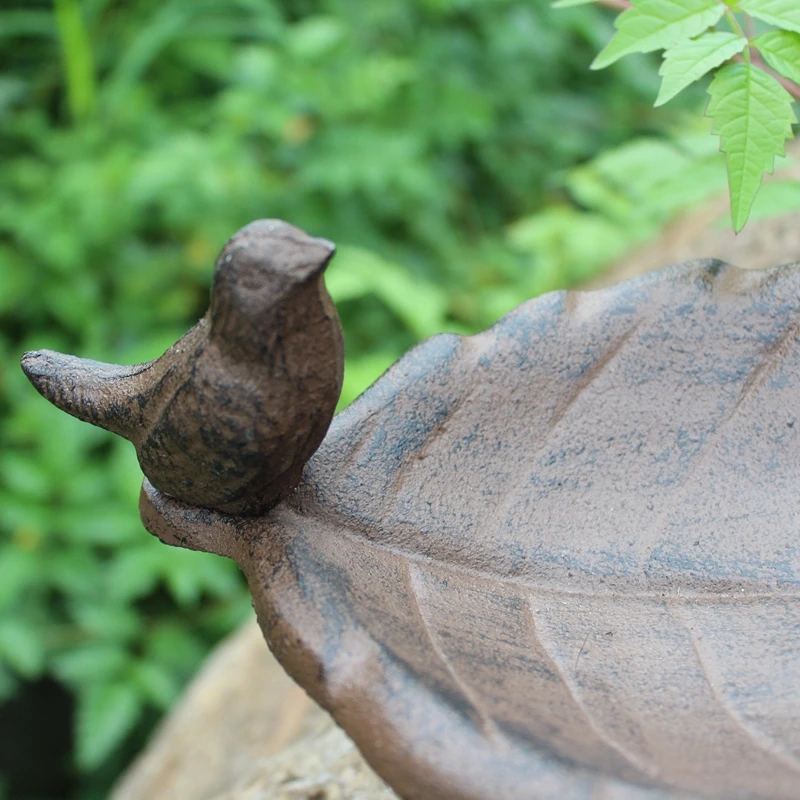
[46, 548, 104, 597]
[0, 546, 40, 612]
[0, 11, 56, 38]
[61, 505, 143, 545]
[52, 644, 129, 687]
[161, 547, 240, 607]
[0, 666, 17, 703]
[53, 0, 96, 121]
[745, 179, 800, 222]
[101, 2, 195, 115]
[508, 206, 629, 289]
[0, 452, 51, 501]
[330, 247, 448, 340]
[146, 622, 206, 673]
[106, 545, 163, 602]
[285, 16, 346, 60]
[75, 681, 142, 769]
[71, 602, 142, 643]
[0, 619, 45, 678]
[129, 660, 180, 707]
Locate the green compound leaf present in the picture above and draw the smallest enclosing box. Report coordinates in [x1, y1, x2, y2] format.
[753, 30, 800, 86]
[738, 0, 800, 36]
[707, 63, 797, 232]
[656, 32, 747, 106]
[592, 0, 725, 70]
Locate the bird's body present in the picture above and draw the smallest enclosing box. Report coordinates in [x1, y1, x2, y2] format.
[22, 220, 344, 515]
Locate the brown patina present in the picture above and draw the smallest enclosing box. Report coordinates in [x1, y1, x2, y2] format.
[23, 222, 800, 800]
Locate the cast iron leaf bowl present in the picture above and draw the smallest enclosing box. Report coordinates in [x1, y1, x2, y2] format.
[24, 222, 800, 800]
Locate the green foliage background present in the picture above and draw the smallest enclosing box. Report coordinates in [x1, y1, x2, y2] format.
[0, 1, 794, 799]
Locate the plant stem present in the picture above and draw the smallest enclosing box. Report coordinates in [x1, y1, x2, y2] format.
[777, 76, 800, 101]
[53, 0, 97, 123]
[724, 10, 749, 61]
[597, 0, 632, 9]
[724, 8, 800, 99]
[743, 13, 756, 40]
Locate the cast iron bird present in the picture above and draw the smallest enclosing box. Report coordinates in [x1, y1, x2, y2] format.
[21, 219, 344, 515]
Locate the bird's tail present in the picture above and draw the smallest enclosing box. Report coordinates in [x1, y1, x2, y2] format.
[21, 350, 152, 443]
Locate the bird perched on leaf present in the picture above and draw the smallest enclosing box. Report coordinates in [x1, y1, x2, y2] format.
[21, 219, 344, 515]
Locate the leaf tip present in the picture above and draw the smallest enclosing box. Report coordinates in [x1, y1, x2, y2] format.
[590, 51, 613, 70]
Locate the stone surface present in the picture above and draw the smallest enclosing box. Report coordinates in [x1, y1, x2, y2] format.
[111, 618, 395, 800]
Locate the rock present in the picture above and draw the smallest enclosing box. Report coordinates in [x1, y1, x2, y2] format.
[111, 618, 396, 800]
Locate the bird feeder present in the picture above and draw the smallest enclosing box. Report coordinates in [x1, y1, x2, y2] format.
[23, 221, 800, 800]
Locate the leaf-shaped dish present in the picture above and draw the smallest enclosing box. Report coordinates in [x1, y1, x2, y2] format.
[142, 258, 800, 800]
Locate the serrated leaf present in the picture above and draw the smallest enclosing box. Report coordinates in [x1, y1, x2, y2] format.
[76, 682, 142, 769]
[592, 0, 725, 70]
[753, 30, 800, 86]
[707, 63, 796, 231]
[739, 0, 800, 36]
[656, 32, 747, 106]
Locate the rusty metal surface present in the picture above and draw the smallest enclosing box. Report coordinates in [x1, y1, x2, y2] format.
[23, 224, 800, 800]
[21, 220, 343, 515]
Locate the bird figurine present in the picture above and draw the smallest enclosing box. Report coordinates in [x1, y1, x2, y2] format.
[21, 219, 344, 515]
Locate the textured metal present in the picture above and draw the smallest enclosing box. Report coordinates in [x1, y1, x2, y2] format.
[23, 227, 800, 799]
[22, 220, 343, 515]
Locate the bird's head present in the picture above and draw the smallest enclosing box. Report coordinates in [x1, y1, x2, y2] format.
[209, 219, 335, 335]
